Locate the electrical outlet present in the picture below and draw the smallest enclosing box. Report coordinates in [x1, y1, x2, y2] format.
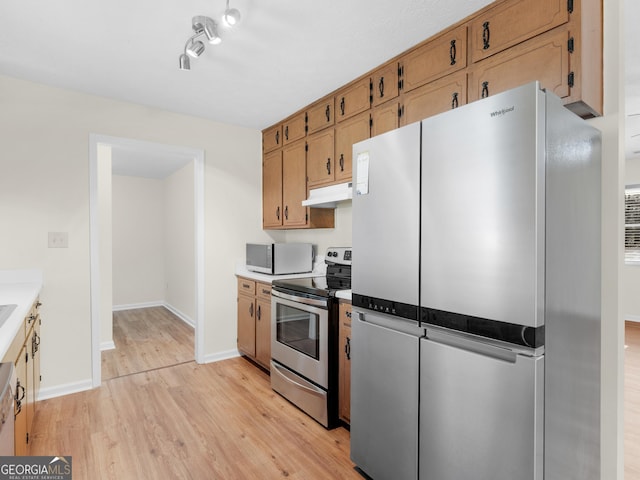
[48, 232, 68, 248]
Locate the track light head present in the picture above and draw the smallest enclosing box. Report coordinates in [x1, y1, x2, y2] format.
[179, 54, 191, 70]
[223, 7, 241, 26]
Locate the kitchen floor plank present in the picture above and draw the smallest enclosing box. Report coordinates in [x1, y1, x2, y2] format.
[626, 321, 640, 479]
[30, 358, 360, 479]
[101, 306, 194, 381]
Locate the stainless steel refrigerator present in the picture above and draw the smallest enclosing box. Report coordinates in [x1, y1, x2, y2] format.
[351, 82, 601, 480]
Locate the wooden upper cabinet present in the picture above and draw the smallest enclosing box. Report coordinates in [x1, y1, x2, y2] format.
[282, 140, 308, 227]
[401, 72, 467, 126]
[336, 77, 371, 122]
[469, 0, 569, 63]
[467, 28, 569, 103]
[400, 25, 467, 93]
[307, 97, 335, 134]
[372, 102, 399, 138]
[371, 62, 400, 108]
[263, 124, 282, 153]
[262, 150, 283, 229]
[283, 112, 307, 145]
[307, 129, 336, 188]
[335, 112, 370, 182]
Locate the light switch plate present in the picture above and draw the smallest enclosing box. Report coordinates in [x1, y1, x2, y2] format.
[48, 232, 68, 248]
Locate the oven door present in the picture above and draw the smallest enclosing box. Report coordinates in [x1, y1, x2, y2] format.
[271, 289, 329, 389]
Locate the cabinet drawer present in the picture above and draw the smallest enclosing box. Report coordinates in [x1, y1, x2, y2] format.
[469, 0, 569, 63]
[468, 28, 570, 103]
[283, 112, 307, 145]
[256, 282, 272, 301]
[400, 24, 467, 93]
[237, 278, 256, 296]
[263, 124, 282, 153]
[336, 78, 371, 122]
[401, 72, 467, 126]
[307, 98, 335, 134]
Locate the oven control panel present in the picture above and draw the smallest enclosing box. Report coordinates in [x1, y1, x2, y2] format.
[326, 247, 352, 265]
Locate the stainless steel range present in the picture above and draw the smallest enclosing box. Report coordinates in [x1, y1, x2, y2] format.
[270, 246, 351, 428]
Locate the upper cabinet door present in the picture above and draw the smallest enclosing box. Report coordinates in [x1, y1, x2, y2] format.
[283, 112, 307, 145]
[469, 0, 569, 63]
[335, 112, 370, 182]
[282, 140, 308, 227]
[400, 25, 467, 93]
[336, 77, 371, 122]
[467, 28, 570, 103]
[307, 97, 335, 135]
[401, 72, 467, 126]
[263, 124, 282, 153]
[371, 62, 400, 108]
[262, 150, 283, 229]
[307, 129, 336, 188]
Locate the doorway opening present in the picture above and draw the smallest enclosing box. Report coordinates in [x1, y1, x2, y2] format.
[89, 134, 205, 387]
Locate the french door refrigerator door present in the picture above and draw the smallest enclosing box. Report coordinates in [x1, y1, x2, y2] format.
[420, 82, 545, 329]
[351, 310, 421, 480]
[420, 329, 544, 480]
[352, 121, 421, 317]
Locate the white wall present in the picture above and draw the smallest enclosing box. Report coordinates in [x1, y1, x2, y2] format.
[624, 158, 640, 321]
[284, 203, 353, 255]
[112, 175, 165, 307]
[0, 73, 266, 392]
[164, 162, 195, 321]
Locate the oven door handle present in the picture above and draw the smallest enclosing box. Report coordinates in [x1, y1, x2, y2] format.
[271, 289, 328, 308]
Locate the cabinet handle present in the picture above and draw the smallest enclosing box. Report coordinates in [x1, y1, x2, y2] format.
[482, 21, 490, 50]
[481, 81, 489, 99]
[284, 125, 289, 141]
[32, 331, 40, 356]
[378, 77, 384, 98]
[15, 379, 25, 413]
[276, 206, 280, 220]
[326, 158, 331, 175]
[339, 154, 344, 172]
[451, 92, 459, 109]
[36, 302, 42, 308]
[284, 205, 289, 220]
[340, 97, 345, 116]
[249, 303, 254, 317]
[257, 304, 261, 321]
[346, 310, 352, 318]
[262, 288, 270, 296]
[345, 337, 351, 360]
[450, 39, 457, 65]
[325, 105, 331, 122]
[275, 130, 280, 145]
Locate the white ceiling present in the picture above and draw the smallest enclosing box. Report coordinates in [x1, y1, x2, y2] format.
[1, 0, 638, 168]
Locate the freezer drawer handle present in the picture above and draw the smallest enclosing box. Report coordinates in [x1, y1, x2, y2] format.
[426, 331, 518, 364]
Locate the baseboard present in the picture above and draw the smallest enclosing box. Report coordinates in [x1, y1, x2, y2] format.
[163, 303, 195, 328]
[37, 378, 94, 401]
[101, 340, 116, 351]
[112, 301, 195, 328]
[112, 301, 163, 311]
[626, 314, 640, 323]
[201, 349, 241, 364]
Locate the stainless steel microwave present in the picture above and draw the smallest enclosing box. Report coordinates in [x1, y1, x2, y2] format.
[245, 243, 313, 275]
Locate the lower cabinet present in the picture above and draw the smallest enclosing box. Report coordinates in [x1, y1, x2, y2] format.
[1, 297, 42, 455]
[237, 277, 272, 370]
[338, 301, 352, 424]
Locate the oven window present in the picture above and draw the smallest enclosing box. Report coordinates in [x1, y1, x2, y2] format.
[276, 303, 320, 360]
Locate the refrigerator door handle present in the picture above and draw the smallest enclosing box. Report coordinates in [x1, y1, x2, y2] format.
[425, 329, 519, 364]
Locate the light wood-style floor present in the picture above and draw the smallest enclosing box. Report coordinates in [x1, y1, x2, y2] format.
[626, 321, 640, 479]
[101, 307, 194, 381]
[30, 357, 359, 479]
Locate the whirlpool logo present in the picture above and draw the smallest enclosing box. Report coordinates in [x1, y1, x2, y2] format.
[490, 105, 515, 117]
[0, 456, 72, 480]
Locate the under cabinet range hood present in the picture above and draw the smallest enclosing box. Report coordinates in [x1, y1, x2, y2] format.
[302, 182, 353, 208]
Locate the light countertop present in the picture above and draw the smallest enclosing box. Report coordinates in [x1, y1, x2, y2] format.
[0, 270, 43, 360]
[235, 259, 325, 284]
[336, 290, 352, 301]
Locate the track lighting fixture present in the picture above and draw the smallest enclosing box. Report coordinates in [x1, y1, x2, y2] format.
[223, 0, 241, 27]
[178, 15, 222, 70]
